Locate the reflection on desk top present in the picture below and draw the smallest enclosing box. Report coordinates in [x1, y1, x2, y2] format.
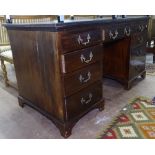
[4, 16, 149, 32]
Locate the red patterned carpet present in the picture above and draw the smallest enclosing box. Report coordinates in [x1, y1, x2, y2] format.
[98, 97, 155, 139]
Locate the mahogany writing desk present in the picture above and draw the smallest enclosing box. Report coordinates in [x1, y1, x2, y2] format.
[5, 17, 149, 138]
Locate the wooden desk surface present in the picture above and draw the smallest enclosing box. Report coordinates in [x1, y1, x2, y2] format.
[4, 16, 149, 31]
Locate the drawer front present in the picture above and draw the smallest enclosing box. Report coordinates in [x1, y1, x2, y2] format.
[130, 32, 147, 48]
[104, 24, 124, 42]
[60, 29, 102, 53]
[130, 46, 146, 57]
[64, 62, 102, 96]
[135, 21, 148, 33]
[61, 44, 102, 73]
[123, 23, 135, 37]
[130, 22, 148, 34]
[65, 81, 102, 120]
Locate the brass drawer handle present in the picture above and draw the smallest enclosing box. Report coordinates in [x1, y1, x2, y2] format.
[139, 25, 144, 32]
[80, 51, 93, 63]
[109, 30, 118, 40]
[81, 93, 93, 105]
[79, 71, 91, 83]
[77, 33, 91, 45]
[124, 27, 131, 36]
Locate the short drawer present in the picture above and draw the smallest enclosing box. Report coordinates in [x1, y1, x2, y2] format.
[63, 62, 102, 96]
[61, 44, 102, 73]
[65, 81, 102, 120]
[135, 22, 148, 33]
[130, 32, 147, 48]
[59, 29, 102, 53]
[104, 24, 124, 42]
[130, 46, 146, 57]
[130, 22, 147, 33]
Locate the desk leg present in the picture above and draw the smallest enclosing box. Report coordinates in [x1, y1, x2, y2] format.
[18, 96, 25, 108]
[124, 81, 132, 90]
[98, 99, 105, 111]
[141, 71, 146, 79]
[59, 123, 72, 138]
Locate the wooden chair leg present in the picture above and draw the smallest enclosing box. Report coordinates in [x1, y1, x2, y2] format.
[0, 58, 9, 86]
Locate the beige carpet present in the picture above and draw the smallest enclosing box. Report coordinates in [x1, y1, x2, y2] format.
[0, 74, 155, 138]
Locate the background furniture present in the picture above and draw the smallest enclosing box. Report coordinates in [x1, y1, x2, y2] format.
[148, 16, 155, 43]
[9, 15, 57, 23]
[146, 16, 155, 63]
[5, 16, 149, 138]
[73, 15, 97, 20]
[0, 16, 12, 87]
[72, 15, 112, 20]
[0, 16, 10, 47]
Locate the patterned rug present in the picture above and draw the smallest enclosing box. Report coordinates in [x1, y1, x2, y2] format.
[146, 63, 155, 76]
[98, 97, 155, 139]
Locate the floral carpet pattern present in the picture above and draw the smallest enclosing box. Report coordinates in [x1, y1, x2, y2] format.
[98, 97, 155, 139]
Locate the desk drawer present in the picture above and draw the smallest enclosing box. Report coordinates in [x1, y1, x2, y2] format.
[64, 62, 102, 96]
[135, 22, 148, 33]
[60, 29, 102, 53]
[130, 32, 147, 48]
[61, 44, 102, 73]
[65, 81, 102, 120]
[104, 24, 124, 41]
[130, 21, 148, 34]
[130, 46, 146, 57]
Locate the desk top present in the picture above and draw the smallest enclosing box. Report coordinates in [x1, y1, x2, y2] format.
[4, 16, 149, 32]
